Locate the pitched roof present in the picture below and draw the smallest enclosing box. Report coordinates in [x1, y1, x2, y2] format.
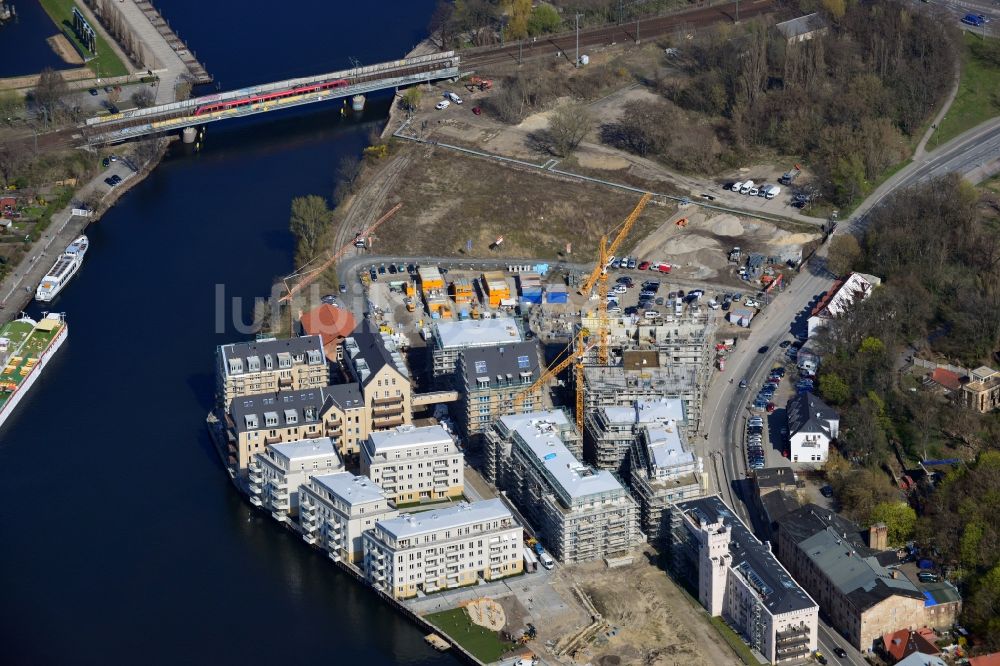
[458, 341, 540, 390]
[755, 466, 796, 490]
[786, 392, 838, 438]
[970, 653, 1000, 666]
[929, 368, 962, 392]
[776, 12, 826, 39]
[809, 272, 880, 320]
[300, 304, 355, 349]
[343, 319, 409, 386]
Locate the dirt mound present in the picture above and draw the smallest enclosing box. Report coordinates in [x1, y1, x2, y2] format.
[706, 213, 744, 236]
[663, 235, 719, 254]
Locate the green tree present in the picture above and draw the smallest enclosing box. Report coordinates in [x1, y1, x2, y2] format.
[826, 235, 861, 277]
[527, 3, 561, 36]
[289, 195, 330, 261]
[869, 501, 916, 547]
[821, 0, 847, 20]
[859, 337, 885, 354]
[503, 0, 532, 40]
[818, 373, 850, 405]
[960, 520, 985, 569]
[400, 87, 422, 112]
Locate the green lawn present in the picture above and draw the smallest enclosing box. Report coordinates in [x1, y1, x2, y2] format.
[710, 617, 765, 666]
[38, 0, 128, 78]
[929, 32, 1000, 149]
[424, 607, 515, 663]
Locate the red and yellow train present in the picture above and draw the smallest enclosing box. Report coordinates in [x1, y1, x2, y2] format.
[193, 78, 350, 116]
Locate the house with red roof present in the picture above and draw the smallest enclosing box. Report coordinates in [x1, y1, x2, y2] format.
[299, 304, 356, 362]
[807, 272, 881, 338]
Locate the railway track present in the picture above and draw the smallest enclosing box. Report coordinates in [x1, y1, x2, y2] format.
[462, 0, 781, 71]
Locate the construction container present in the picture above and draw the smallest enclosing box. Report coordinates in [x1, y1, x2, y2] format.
[450, 278, 475, 304]
[418, 266, 445, 293]
[482, 271, 511, 307]
[546, 284, 569, 304]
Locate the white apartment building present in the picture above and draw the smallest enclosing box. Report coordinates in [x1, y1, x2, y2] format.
[487, 410, 640, 563]
[430, 317, 524, 384]
[360, 424, 464, 505]
[362, 499, 523, 600]
[670, 496, 819, 664]
[299, 473, 398, 563]
[629, 417, 706, 544]
[249, 437, 343, 522]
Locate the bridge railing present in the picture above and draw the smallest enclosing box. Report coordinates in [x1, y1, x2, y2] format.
[85, 51, 456, 127]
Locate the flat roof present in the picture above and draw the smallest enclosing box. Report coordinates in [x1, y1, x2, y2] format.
[313, 472, 386, 505]
[376, 499, 513, 540]
[676, 495, 817, 616]
[603, 399, 685, 425]
[270, 437, 339, 461]
[367, 424, 456, 454]
[645, 423, 695, 470]
[500, 410, 626, 501]
[433, 317, 523, 349]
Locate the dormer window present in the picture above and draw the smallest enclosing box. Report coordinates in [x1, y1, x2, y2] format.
[307, 349, 322, 364]
[228, 358, 244, 374]
[247, 355, 260, 372]
[244, 414, 259, 430]
[264, 354, 274, 370]
[278, 353, 292, 369]
[264, 411, 279, 427]
[284, 409, 298, 425]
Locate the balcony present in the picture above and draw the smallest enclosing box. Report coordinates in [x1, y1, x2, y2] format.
[249, 496, 263, 507]
[302, 534, 318, 546]
[248, 483, 262, 494]
[264, 435, 282, 445]
[301, 503, 317, 516]
[374, 417, 406, 428]
[270, 485, 289, 498]
[776, 643, 810, 660]
[248, 470, 263, 484]
[372, 395, 404, 407]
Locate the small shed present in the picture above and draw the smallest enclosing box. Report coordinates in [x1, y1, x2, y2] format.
[728, 307, 754, 328]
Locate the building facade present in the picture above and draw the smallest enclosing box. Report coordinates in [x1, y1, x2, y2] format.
[786, 392, 839, 464]
[362, 499, 523, 599]
[670, 496, 819, 664]
[299, 472, 397, 563]
[248, 437, 343, 522]
[343, 321, 414, 434]
[584, 398, 686, 475]
[486, 410, 640, 563]
[628, 417, 706, 544]
[807, 272, 881, 338]
[360, 424, 464, 505]
[775, 505, 961, 652]
[455, 341, 540, 443]
[216, 335, 328, 406]
[961, 365, 1000, 413]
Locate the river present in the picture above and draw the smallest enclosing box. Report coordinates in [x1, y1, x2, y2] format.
[0, 0, 74, 77]
[0, 1, 458, 664]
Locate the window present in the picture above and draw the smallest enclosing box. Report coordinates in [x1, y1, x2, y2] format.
[474, 360, 488, 374]
[517, 355, 530, 369]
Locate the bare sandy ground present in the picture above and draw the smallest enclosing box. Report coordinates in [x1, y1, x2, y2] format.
[47, 34, 84, 65]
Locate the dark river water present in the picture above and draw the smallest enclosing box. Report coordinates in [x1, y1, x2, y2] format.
[0, 1, 457, 664]
[0, 0, 74, 77]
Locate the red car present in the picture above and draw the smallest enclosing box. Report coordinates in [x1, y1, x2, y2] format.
[766, 402, 776, 413]
[472, 107, 482, 115]
[638, 261, 650, 271]
[657, 264, 671, 274]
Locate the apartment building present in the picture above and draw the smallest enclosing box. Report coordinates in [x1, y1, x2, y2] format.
[343, 321, 413, 434]
[248, 437, 343, 522]
[455, 341, 540, 443]
[363, 499, 523, 600]
[216, 335, 328, 406]
[360, 424, 464, 505]
[670, 496, 819, 664]
[629, 417, 706, 545]
[299, 472, 398, 563]
[486, 410, 640, 563]
[786, 392, 839, 464]
[583, 398, 686, 475]
[429, 317, 523, 384]
[226, 383, 365, 471]
[775, 505, 961, 652]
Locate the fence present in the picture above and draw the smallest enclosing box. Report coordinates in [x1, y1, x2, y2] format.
[911, 357, 969, 378]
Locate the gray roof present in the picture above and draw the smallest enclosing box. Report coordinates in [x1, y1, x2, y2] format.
[326, 382, 364, 410]
[366, 424, 456, 455]
[760, 489, 801, 525]
[776, 12, 825, 40]
[375, 499, 513, 540]
[433, 317, 523, 350]
[458, 341, 540, 390]
[500, 410, 627, 503]
[343, 320, 409, 387]
[786, 392, 838, 438]
[229, 387, 328, 433]
[777, 504, 868, 550]
[676, 495, 817, 616]
[270, 437, 339, 462]
[313, 472, 387, 506]
[601, 399, 685, 425]
[219, 335, 325, 377]
[755, 467, 796, 490]
[798, 528, 922, 612]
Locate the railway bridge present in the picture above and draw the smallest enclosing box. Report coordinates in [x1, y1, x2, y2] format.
[80, 52, 459, 146]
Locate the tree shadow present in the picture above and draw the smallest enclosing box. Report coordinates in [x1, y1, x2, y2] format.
[524, 129, 556, 156]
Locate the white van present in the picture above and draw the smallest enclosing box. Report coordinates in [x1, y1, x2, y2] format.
[739, 180, 755, 195]
[732, 181, 744, 193]
[765, 185, 781, 199]
[757, 184, 770, 197]
[540, 552, 555, 570]
[644, 310, 660, 319]
[675, 300, 684, 316]
[444, 91, 463, 104]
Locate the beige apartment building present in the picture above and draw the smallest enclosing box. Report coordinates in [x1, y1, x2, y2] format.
[360, 424, 464, 505]
[216, 335, 329, 406]
[363, 499, 523, 600]
[299, 472, 398, 563]
[343, 321, 413, 434]
[248, 437, 343, 522]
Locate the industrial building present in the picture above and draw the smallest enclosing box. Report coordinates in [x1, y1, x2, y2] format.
[583, 398, 685, 475]
[428, 317, 524, 384]
[485, 410, 640, 563]
[216, 335, 329, 406]
[298, 472, 398, 563]
[670, 495, 819, 664]
[360, 424, 464, 505]
[628, 413, 706, 544]
[454, 341, 541, 443]
[362, 499, 523, 599]
[775, 505, 962, 652]
[248, 437, 343, 522]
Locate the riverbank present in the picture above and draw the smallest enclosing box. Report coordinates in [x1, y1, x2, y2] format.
[0, 139, 170, 321]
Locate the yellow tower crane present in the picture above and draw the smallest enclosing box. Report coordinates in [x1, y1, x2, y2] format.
[579, 192, 653, 365]
[512, 329, 591, 434]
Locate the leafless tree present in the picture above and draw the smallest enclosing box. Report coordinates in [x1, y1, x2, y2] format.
[548, 102, 593, 157]
[32, 68, 70, 125]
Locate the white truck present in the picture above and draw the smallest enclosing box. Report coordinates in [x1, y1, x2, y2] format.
[764, 184, 781, 199]
[523, 546, 539, 573]
[539, 550, 555, 570]
[739, 180, 755, 195]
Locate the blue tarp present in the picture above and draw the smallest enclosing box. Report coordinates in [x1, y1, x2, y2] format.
[923, 590, 937, 607]
[546, 292, 568, 303]
[918, 559, 934, 570]
[534, 263, 549, 275]
[521, 292, 542, 304]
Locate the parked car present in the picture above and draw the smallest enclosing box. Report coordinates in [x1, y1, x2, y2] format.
[369, 269, 378, 281]
[435, 100, 451, 110]
[627, 257, 637, 269]
[638, 261, 650, 271]
[820, 486, 834, 498]
[779, 340, 792, 348]
[444, 91, 463, 104]
[766, 403, 776, 413]
[472, 106, 482, 115]
[833, 648, 848, 659]
[339, 284, 348, 293]
[644, 310, 660, 320]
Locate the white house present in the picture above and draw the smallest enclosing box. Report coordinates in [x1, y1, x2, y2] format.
[807, 272, 881, 338]
[786, 393, 839, 464]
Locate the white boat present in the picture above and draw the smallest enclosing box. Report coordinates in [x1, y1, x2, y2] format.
[35, 235, 89, 302]
[0, 313, 68, 430]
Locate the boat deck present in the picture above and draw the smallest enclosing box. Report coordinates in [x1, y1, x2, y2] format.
[0, 319, 62, 408]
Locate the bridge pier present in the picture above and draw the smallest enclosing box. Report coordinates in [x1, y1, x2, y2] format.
[182, 127, 197, 144]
